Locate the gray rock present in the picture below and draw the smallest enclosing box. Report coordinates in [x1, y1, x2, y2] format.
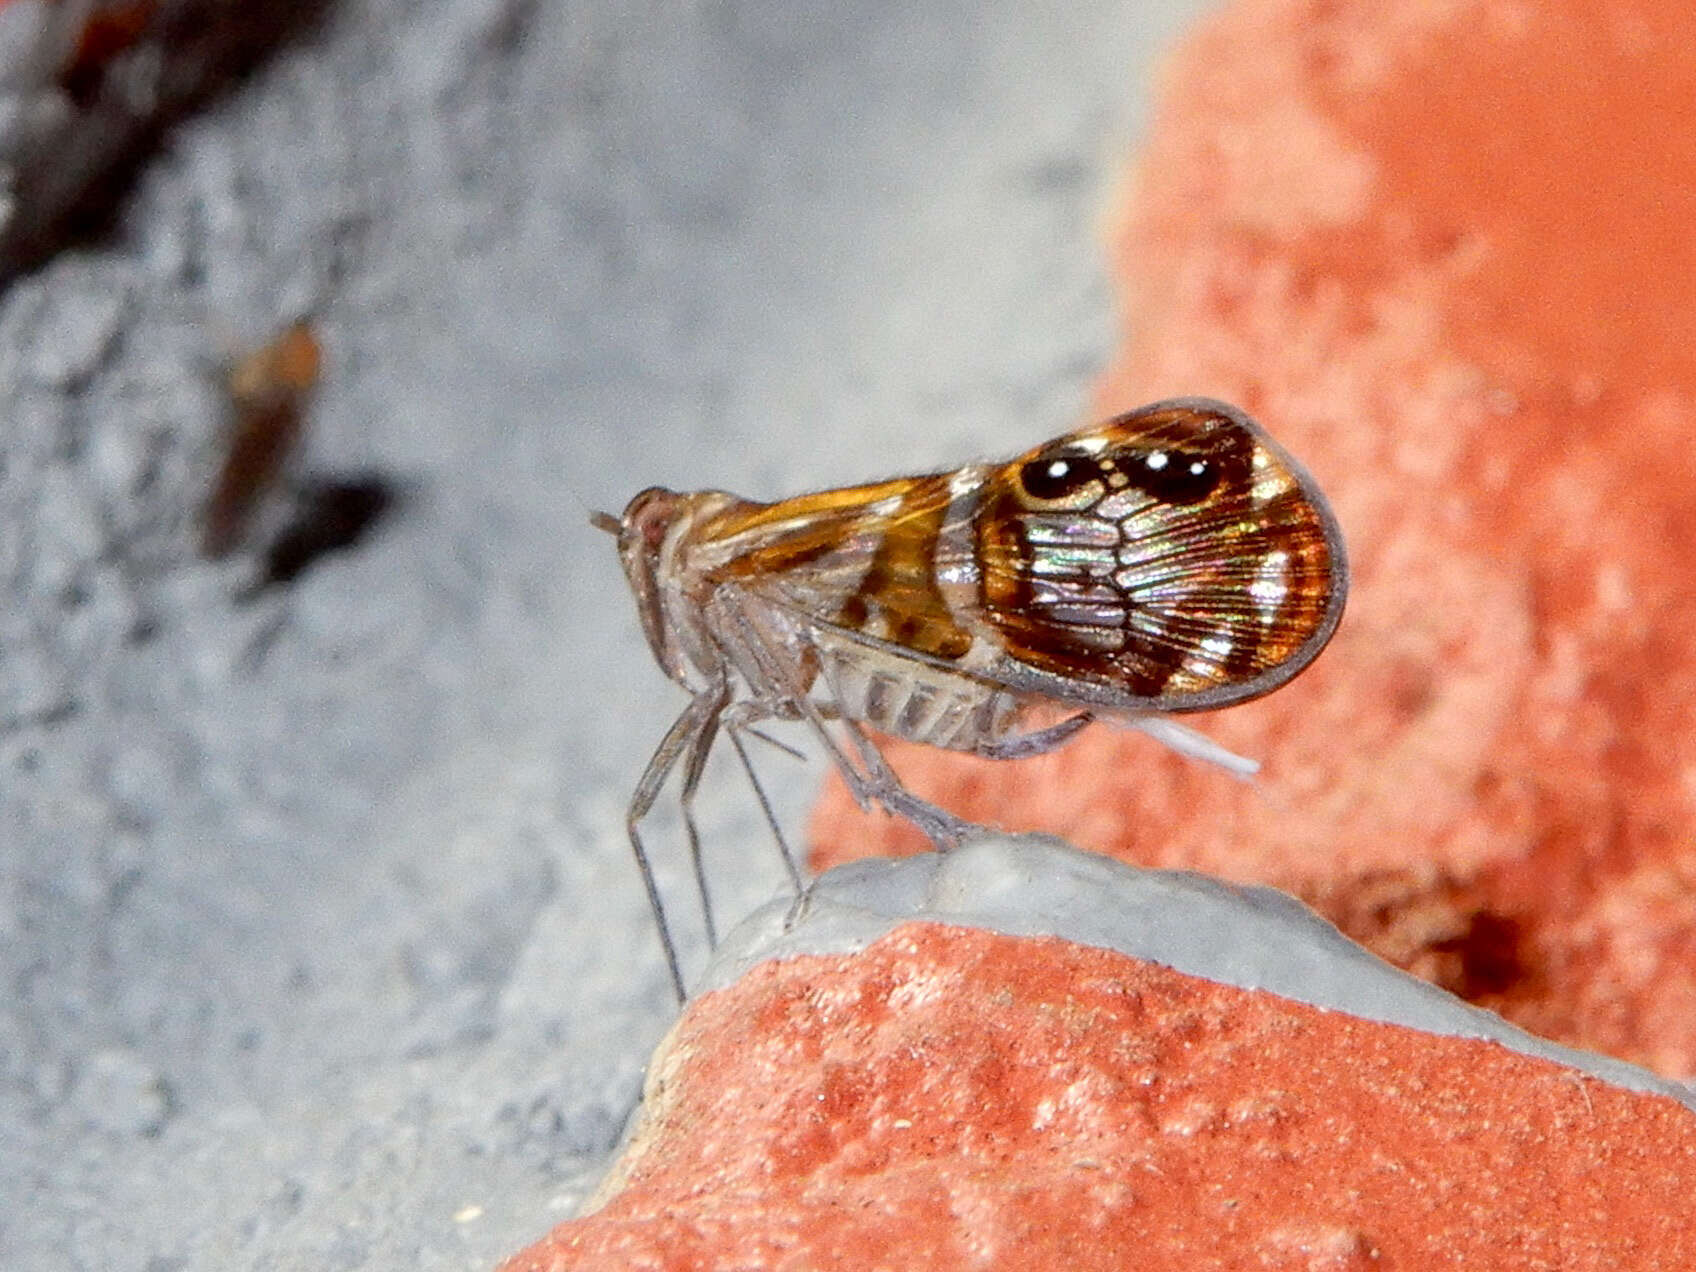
[0, 1, 1213, 1267]
[707, 834, 1696, 1112]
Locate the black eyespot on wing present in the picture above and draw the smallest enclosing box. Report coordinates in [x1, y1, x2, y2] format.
[1018, 453, 1102, 502]
[1128, 448, 1220, 504]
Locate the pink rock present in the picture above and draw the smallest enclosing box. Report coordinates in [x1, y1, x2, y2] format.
[504, 923, 1696, 1270]
[809, 0, 1696, 1079]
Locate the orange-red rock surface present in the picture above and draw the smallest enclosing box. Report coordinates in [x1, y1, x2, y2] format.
[504, 4, 1696, 1266]
[811, 0, 1696, 1079]
[503, 925, 1696, 1270]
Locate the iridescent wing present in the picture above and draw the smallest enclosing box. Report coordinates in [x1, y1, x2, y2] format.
[972, 398, 1347, 713]
[693, 398, 1346, 716]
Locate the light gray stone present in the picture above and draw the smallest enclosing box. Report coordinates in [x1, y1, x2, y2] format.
[1, 2, 1215, 1268]
[707, 834, 1696, 1112]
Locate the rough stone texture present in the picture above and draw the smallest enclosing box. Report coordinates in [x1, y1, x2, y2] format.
[0, 0, 328, 281]
[504, 922, 1696, 1271]
[0, 2, 1214, 1268]
[811, 0, 1696, 1079]
[698, 835, 1695, 1108]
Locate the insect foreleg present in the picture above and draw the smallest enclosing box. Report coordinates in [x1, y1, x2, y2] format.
[627, 688, 724, 1002]
[675, 679, 732, 949]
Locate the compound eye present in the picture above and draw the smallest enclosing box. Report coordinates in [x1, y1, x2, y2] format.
[1018, 452, 1103, 503]
[621, 486, 682, 550]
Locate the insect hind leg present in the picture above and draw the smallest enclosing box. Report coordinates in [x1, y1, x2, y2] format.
[972, 711, 1094, 760]
[833, 714, 976, 849]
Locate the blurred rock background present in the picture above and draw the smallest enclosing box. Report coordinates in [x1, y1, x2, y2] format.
[0, 1, 1207, 1266]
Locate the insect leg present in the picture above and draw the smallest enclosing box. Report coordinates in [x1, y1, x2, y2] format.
[723, 719, 805, 894]
[832, 714, 976, 848]
[628, 690, 724, 1002]
[675, 678, 732, 949]
[709, 590, 876, 808]
[972, 711, 1094, 760]
[711, 588, 976, 849]
[739, 724, 807, 762]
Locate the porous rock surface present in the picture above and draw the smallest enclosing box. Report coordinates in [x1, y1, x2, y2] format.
[812, 0, 1696, 1080]
[503, 923, 1696, 1270]
[505, 2, 1696, 1266]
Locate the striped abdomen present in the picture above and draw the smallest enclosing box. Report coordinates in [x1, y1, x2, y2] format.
[811, 630, 1020, 753]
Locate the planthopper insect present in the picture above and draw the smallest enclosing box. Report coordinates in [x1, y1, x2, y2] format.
[594, 398, 1348, 999]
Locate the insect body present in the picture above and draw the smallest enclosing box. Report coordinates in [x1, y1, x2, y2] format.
[597, 398, 1348, 999]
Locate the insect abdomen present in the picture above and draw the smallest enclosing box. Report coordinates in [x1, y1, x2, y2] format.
[814, 635, 1019, 753]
